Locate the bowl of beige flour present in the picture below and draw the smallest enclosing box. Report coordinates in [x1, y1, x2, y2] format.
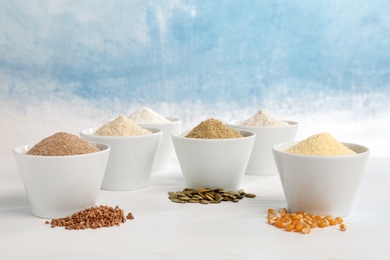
[80, 115, 162, 191]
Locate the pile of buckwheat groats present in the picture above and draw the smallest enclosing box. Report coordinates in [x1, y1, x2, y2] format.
[45, 205, 134, 230]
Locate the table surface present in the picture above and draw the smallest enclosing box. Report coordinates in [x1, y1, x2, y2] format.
[1, 155, 389, 259]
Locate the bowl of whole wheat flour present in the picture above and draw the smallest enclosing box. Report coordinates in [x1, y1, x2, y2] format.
[13, 132, 110, 219]
[172, 118, 255, 191]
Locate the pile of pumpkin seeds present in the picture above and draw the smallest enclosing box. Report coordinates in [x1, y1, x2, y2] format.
[168, 187, 256, 204]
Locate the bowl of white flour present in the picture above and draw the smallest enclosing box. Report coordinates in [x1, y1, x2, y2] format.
[129, 107, 181, 172]
[227, 109, 298, 176]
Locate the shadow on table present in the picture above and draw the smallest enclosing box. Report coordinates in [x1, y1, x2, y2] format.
[0, 191, 32, 217]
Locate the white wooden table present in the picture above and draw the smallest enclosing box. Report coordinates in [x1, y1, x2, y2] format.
[1, 156, 389, 259]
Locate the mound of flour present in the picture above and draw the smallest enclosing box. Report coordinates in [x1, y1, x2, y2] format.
[94, 115, 151, 136]
[128, 107, 170, 124]
[240, 109, 289, 127]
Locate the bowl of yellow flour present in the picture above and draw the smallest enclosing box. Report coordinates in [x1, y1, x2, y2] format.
[272, 132, 369, 217]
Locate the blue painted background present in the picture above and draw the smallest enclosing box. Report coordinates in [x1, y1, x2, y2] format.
[1, 0, 389, 156]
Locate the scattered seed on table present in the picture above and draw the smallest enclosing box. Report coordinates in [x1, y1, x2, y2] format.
[47, 205, 128, 230]
[168, 187, 256, 204]
[267, 208, 347, 235]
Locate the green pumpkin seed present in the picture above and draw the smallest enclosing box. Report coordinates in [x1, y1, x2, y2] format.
[168, 187, 256, 204]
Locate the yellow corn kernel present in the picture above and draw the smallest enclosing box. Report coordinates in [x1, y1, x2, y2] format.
[310, 221, 318, 228]
[301, 226, 311, 234]
[335, 217, 343, 224]
[340, 224, 347, 231]
[294, 222, 304, 232]
[285, 224, 295, 232]
[274, 220, 285, 229]
[268, 208, 276, 214]
[318, 220, 327, 228]
[278, 208, 288, 214]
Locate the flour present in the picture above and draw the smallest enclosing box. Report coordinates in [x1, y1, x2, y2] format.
[240, 109, 289, 127]
[186, 118, 242, 139]
[285, 132, 356, 156]
[128, 107, 170, 124]
[94, 115, 152, 136]
[27, 132, 99, 156]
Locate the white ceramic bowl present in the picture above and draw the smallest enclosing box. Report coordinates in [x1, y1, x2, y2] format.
[172, 130, 256, 191]
[227, 120, 298, 176]
[139, 117, 181, 172]
[272, 142, 369, 217]
[13, 143, 110, 219]
[80, 128, 162, 191]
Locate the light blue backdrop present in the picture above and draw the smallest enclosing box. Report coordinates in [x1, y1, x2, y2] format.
[1, 0, 389, 155]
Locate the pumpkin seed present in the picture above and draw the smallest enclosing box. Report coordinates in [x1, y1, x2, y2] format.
[169, 194, 178, 199]
[168, 187, 256, 204]
[195, 187, 207, 193]
[214, 193, 223, 201]
[227, 191, 239, 196]
[205, 194, 214, 201]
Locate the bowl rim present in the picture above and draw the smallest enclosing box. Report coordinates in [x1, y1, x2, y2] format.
[272, 141, 370, 158]
[227, 120, 298, 129]
[13, 142, 110, 158]
[171, 129, 256, 141]
[80, 127, 162, 139]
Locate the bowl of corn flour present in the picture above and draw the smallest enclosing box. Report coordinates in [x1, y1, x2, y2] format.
[129, 107, 181, 172]
[80, 115, 162, 191]
[172, 118, 255, 191]
[13, 132, 110, 218]
[272, 132, 369, 217]
[227, 109, 298, 176]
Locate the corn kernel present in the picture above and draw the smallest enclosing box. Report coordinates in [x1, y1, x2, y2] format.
[274, 220, 285, 228]
[301, 226, 311, 234]
[285, 224, 295, 232]
[335, 217, 343, 224]
[268, 208, 275, 214]
[278, 208, 288, 214]
[310, 221, 318, 228]
[294, 222, 304, 232]
[318, 220, 327, 228]
[267, 208, 347, 235]
[340, 224, 347, 231]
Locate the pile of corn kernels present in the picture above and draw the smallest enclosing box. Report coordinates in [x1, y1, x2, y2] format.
[267, 208, 347, 234]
